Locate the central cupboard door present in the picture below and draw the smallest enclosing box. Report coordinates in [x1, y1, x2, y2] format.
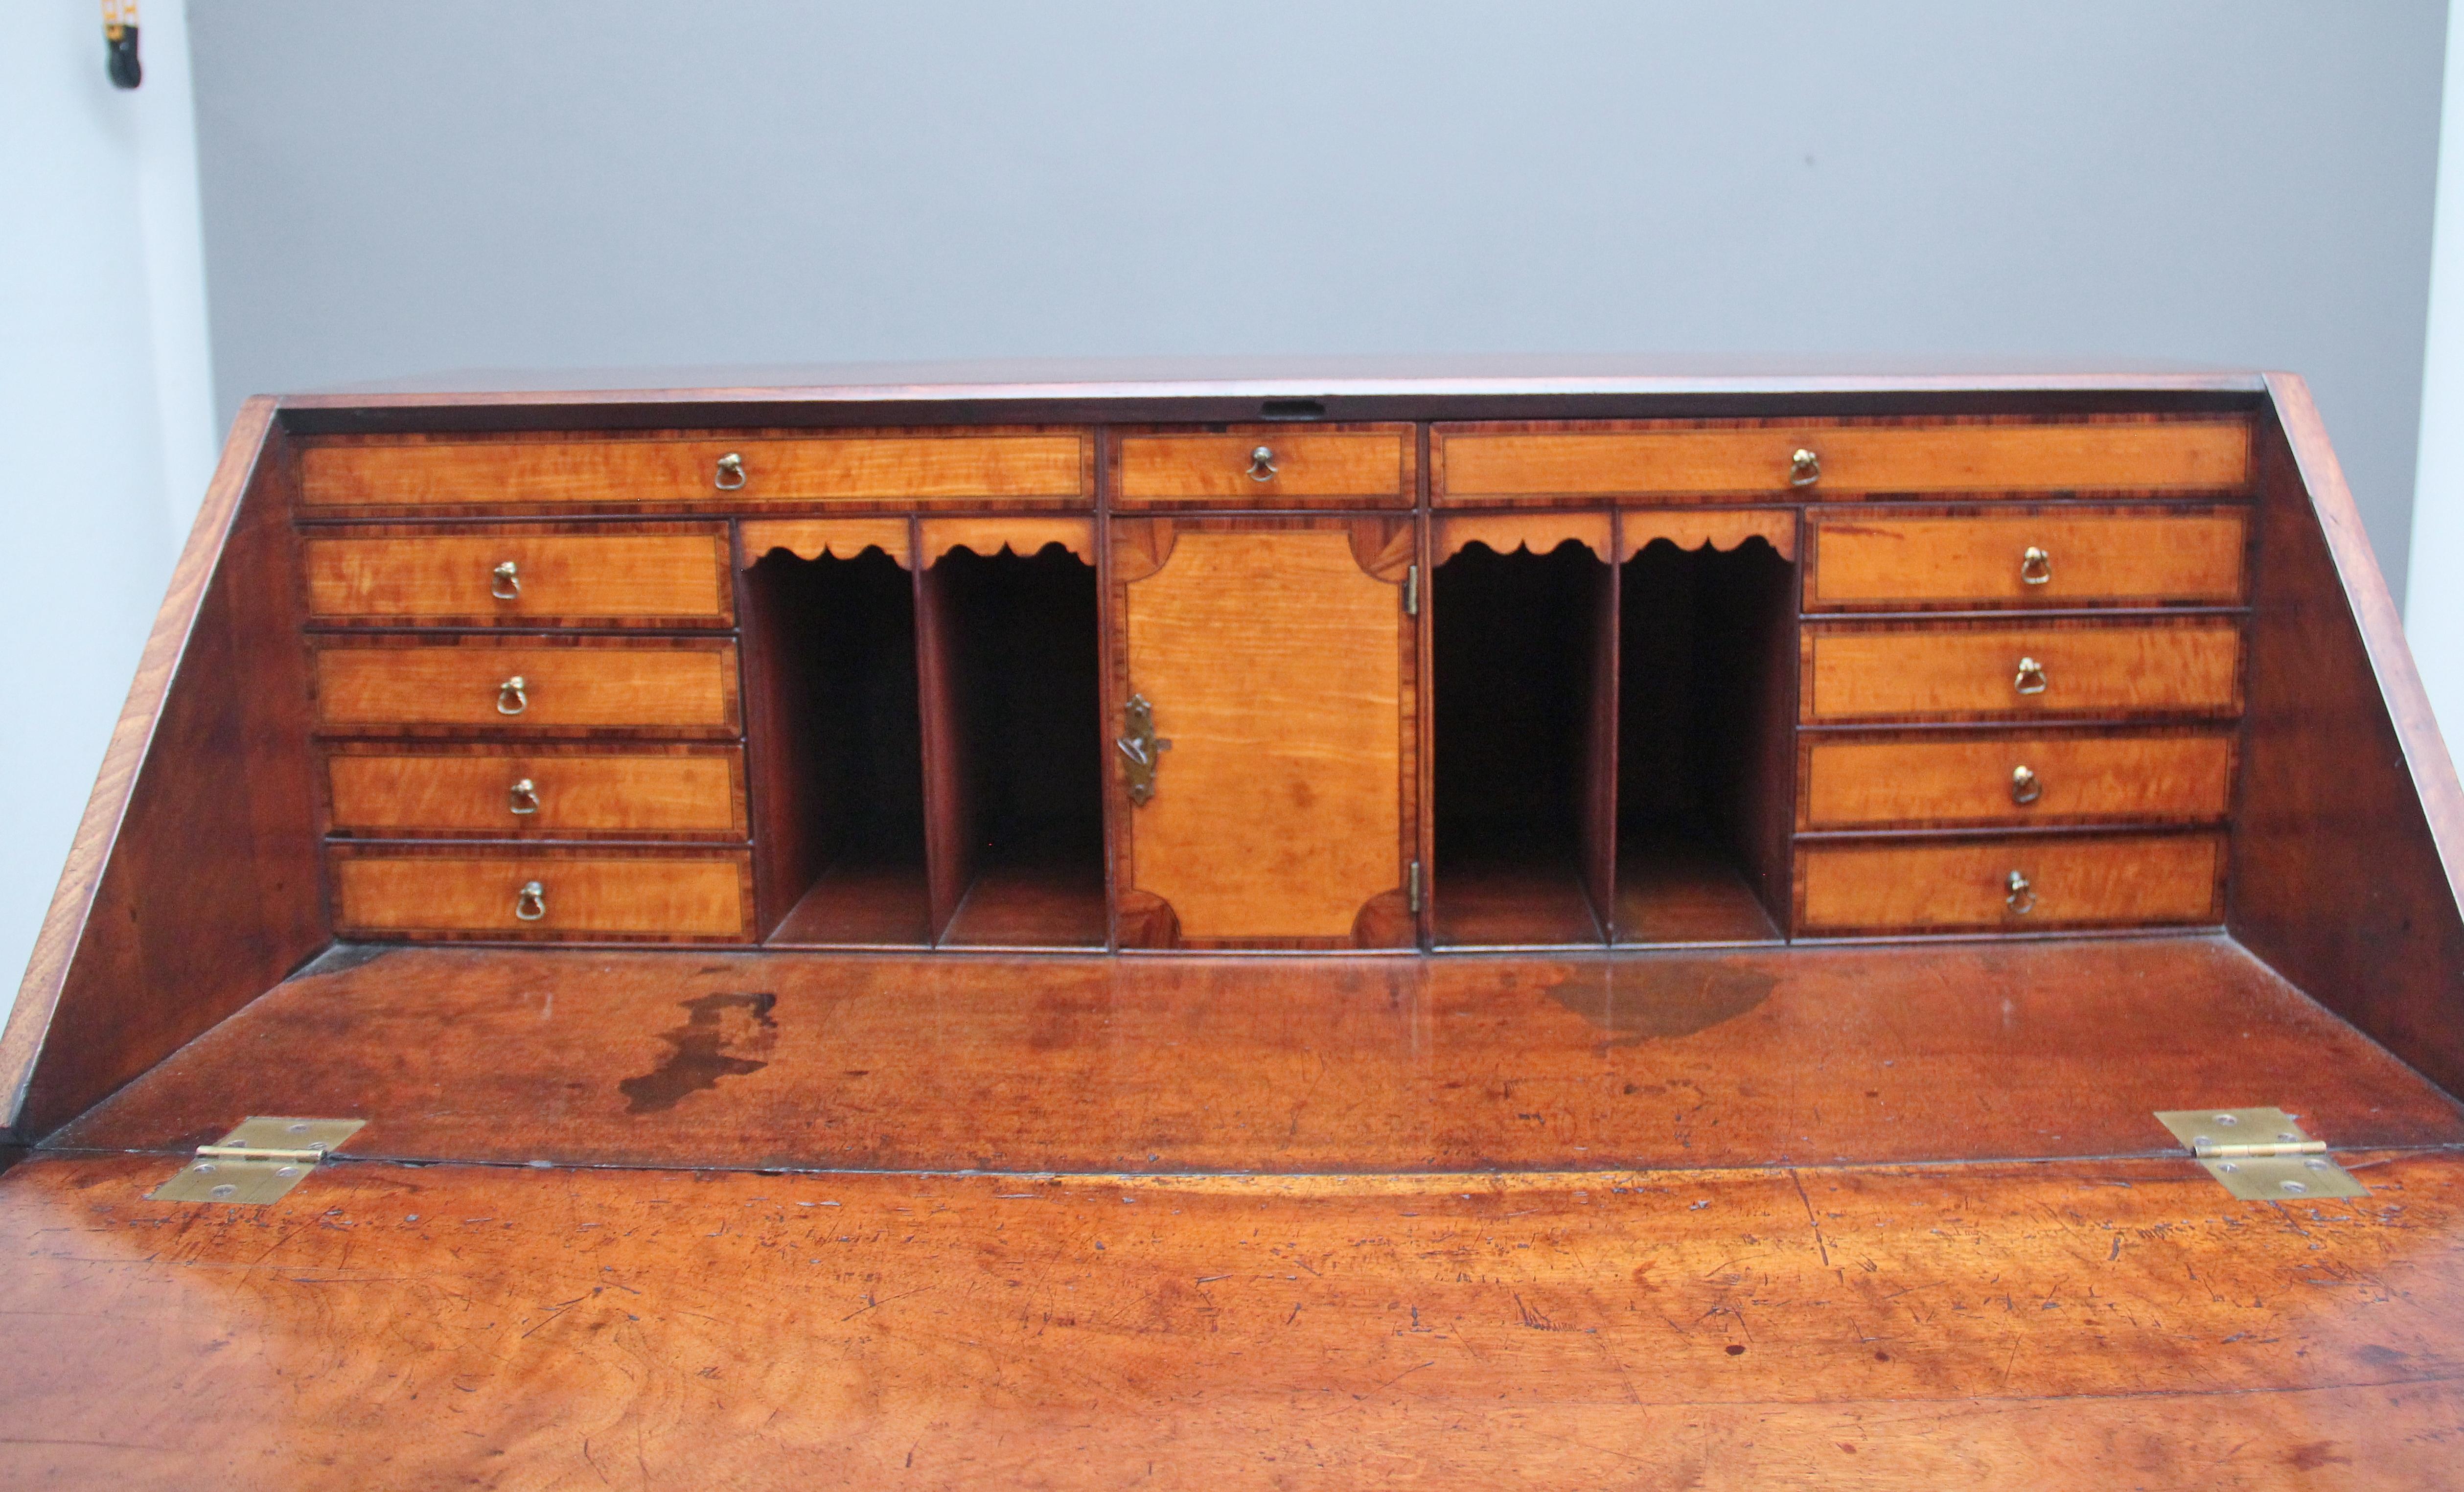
[1111, 517, 1420, 948]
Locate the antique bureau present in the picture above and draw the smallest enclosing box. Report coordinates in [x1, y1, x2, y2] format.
[1, 364, 2460, 1486]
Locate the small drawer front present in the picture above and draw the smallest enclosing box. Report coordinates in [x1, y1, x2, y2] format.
[1435, 421, 2250, 500]
[326, 748, 744, 836]
[1799, 833, 2223, 933]
[1114, 429, 1412, 505]
[1802, 734, 2234, 828]
[304, 532, 732, 625]
[331, 850, 750, 938]
[1807, 511, 2246, 608]
[300, 434, 1089, 507]
[1804, 623, 2241, 721]
[312, 641, 738, 732]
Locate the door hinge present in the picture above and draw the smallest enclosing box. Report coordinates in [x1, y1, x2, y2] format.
[1407, 859, 1423, 914]
[2154, 1108, 2366, 1200]
[150, 1116, 366, 1204]
[1404, 563, 1420, 617]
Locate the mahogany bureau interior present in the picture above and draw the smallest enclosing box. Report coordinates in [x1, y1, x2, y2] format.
[5, 367, 2462, 1487]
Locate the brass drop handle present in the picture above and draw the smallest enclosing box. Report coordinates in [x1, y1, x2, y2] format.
[714, 452, 747, 490]
[1789, 448, 1821, 487]
[491, 560, 521, 600]
[2013, 656, 2048, 696]
[2010, 764, 2042, 805]
[1116, 693, 1173, 805]
[2020, 546, 2052, 585]
[514, 880, 547, 921]
[497, 675, 529, 714]
[1246, 445, 1278, 482]
[508, 778, 540, 815]
[2005, 870, 2035, 915]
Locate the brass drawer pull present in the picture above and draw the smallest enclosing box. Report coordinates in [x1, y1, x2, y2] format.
[2010, 764, 2042, 804]
[490, 560, 521, 599]
[1789, 447, 1821, 487]
[2013, 656, 2048, 695]
[496, 675, 529, 714]
[2005, 870, 2035, 915]
[714, 452, 746, 490]
[1116, 693, 1173, 804]
[508, 778, 540, 815]
[2020, 546, 2052, 585]
[514, 880, 547, 921]
[1246, 445, 1278, 482]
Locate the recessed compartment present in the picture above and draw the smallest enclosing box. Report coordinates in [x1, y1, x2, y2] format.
[1430, 533, 1614, 945]
[1616, 533, 1796, 942]
[741, 545, 930, 945]
[918, 528, 1105, 947]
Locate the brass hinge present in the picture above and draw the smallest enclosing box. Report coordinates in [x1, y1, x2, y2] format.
[2154, 1108, 2366, 1200]
[1404, 564, 1420, 617]
[1407, 860, 1423, 914]
[150, 1117, 366, 1204]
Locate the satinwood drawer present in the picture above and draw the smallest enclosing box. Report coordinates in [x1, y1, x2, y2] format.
[1800, 733, 2235, 829]
[325, 745, 746, 837]
[1797, 832, 2224, 933]
[1432, 420, 2250, 501]
[303, 529, 733, 626]
[1802, 621, 2241, 721]
[329, 847, 752, 940]
[311, 638, 739, 734]
[1112, 426, 1414, 507]
[1805, 510, 2247, 609]
[299, 431, 1091, 508]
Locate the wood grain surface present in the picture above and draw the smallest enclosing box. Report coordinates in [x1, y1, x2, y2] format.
[1806, 509, 2247, 608]
[311, 637, 739, 733]
[1618, 506, 1798, 561]
[3, 1145, 2460, 1490]
[54, 936, 2459, 1171]
[1798, 832, 2224, 933]
[737, 517, 912, 568]
[329, 847, 751, 940]
[1804, 621, 2243, 721]
[301, 431, 1089, 506]
[1801, 731, 2235, 829]
[918, 515, 1096, 567]
[1113, 427, 1414, 506]
[1433, 511, 1613, 563]
[302, 529, 732, 625]
[1120, 529, 1408, 943]
[324, 744, 746, 838]
[1435, 419, 2252, 499]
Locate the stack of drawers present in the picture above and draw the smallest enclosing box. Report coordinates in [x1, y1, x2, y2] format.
[1791, 428, 2251, 934]
[305, 519, 754, 942]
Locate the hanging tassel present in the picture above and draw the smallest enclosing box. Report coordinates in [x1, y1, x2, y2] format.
[103, 0, 141, 90]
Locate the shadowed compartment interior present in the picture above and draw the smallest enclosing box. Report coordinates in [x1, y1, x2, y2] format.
[740, 548, 930, 944]
[1616, 537, 1795, 942]
[920, 543, 1106, 946]
[1431, 541, 1613, 945]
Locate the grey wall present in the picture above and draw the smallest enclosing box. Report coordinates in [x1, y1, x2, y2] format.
[193, 0, 2445, 597]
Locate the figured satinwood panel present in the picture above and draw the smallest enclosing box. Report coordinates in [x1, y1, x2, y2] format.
[1800, 730, 2234, 830]
[1433, 511, 1612, 564]
[919, 516, 1096, 566]
[1797, 831, 2225, 934]
[311, 637, 739, 735]
[1113, 425, 1414, 507]
[1806, 507, 2247, 609]
[299, 428, 1091, 509]
[1618, 507, 1797, 561]
[302, 526, 732, 627]
[1802, 620, 2242, 722]
[1117, 522, 1413, 945]
[324, 743, 746, 839]
[1433, 418, 2252, 501]
[738, 518, 911, 568]
[328, 845, 752, 940]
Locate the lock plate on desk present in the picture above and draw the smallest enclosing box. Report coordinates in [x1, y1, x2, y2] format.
[1117, 693, 1172, 805]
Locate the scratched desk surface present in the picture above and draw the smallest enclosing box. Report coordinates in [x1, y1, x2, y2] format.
[6, 937, 2463, 1487]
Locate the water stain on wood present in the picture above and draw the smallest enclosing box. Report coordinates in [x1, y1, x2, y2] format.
[618, 991, 778, 1112]
[1547, 963, 1779, 1042]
